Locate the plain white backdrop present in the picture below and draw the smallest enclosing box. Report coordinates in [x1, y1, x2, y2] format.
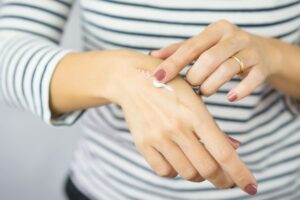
[0, 2, 83, 200]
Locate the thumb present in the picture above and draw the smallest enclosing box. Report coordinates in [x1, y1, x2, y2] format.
[150, 42, 182, 59]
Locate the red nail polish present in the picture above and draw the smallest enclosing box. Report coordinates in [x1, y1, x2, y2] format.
[228, 136, 241, 145]
[228, 92, 237, 102]
[153, 69, 166, 81]
[245, 184, 257, 195]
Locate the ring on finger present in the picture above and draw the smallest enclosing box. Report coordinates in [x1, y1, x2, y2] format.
[231, 55, 245, 74]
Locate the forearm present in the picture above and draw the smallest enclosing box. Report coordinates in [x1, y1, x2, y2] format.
[50, 49, 168, 116]
[50, 50, 122, 115]
[267, 39, 300, 99]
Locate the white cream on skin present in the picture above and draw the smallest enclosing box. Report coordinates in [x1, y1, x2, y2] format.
[152, 79, 174, 92]
[136, 68, 174, 92]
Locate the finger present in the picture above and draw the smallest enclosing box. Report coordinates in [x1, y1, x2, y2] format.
[152, 27, 223, 83]
[227, 135, 241, 149]
[192, 106, 257, 195]
[150, 42, 183, 59]
[200, 48, 259, 97]
[228, 66, 266, 102]
[171, 131, 235, 188]
[155, 139, 205, 182]
[199, 58, 241, 96]
[187, 36, 247, 86]
[138, 145, 178, 178]
[195, 128, 240, 149]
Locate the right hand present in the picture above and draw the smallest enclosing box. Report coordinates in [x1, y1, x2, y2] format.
[107, 50, 257, 195]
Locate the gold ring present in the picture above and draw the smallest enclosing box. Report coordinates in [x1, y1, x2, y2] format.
[231, 56, 245, 74]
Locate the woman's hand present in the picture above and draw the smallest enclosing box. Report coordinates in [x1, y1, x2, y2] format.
[50, 49, 257, 195]
[106, 51, 257, 195]
[151, 19, 284, 102]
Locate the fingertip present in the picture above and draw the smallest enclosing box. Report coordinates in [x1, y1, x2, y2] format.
[227, 91, 238, 102]
[244, 184, 258, 196]
[153, 68, 166, 82]
[228, 136, 241, 149]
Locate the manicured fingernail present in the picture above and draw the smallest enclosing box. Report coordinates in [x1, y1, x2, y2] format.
[245, 184, 257, 195]
[228, 136, 241, 146]
[153, 69, 166, 81]
[228, 91, 237, 102]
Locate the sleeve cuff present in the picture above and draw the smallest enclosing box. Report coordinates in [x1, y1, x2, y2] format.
[284, 96, 300, 115]
[50, 110, 85, 126]
[41, 49, 84, 126]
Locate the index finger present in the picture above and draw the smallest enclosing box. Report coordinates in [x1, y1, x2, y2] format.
[152, 27, 223, 83]
[193, 104, 257, 195]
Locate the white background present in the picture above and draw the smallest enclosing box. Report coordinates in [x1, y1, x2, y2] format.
[0, 2, 83, 200]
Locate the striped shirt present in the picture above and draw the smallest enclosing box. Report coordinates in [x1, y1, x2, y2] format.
[0, 0, 300, 199]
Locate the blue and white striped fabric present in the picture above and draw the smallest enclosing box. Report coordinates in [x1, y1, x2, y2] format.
[0, 0, 300, 199]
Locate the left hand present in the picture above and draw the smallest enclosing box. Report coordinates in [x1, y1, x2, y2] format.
[151, 19, 281, 102]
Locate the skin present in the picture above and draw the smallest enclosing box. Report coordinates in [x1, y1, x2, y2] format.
[50, 50, 257, 195]
[151, 19, 300, 102]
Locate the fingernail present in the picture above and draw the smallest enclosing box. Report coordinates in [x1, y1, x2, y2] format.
[153, 69, 166, 81]
[228, 91, 237, 102]
[228, 136, 241, 146]
[245, 184, 257, 195]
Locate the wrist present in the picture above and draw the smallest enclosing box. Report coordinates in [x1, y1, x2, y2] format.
[100, 50, 164, 105]
[50, 51, 117, 114]
[50, 49, 165, 115]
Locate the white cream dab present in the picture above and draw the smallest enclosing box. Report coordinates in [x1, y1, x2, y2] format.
[152, 79, 174, 92]
[136, 68, 174, 92]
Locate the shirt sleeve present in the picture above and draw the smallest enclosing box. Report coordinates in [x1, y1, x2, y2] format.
[285, 96, 300, 115]
[0, 0, 83, 126]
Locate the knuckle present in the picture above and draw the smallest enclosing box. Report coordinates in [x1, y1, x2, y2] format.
[164, 57, 179, 72]
[215, 19, 233, 30]
[168, 171, 178, 178]
[201, 52, 215, 66]
[164, 118, 183, 133]
[235, 173, 248, 185]
[219, 63, 230, 74]
[182, 39, 200, 57]
[181, 168, 199, 181]
[217, 149, 235, 164]
[186, 72, 201, 86]
[203, 164, 219, 179]
[236, 32, 251, 45]
[170, 132, 189, 145]
[219, 67, 232, 81]
[172, 119, 183, 131]
[200, 85, 214, 97]
[186, 41, 198, 52]
[156, 165, 174, 177]
[150, 133, 167, 145]
[224, 74, 232, 83]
